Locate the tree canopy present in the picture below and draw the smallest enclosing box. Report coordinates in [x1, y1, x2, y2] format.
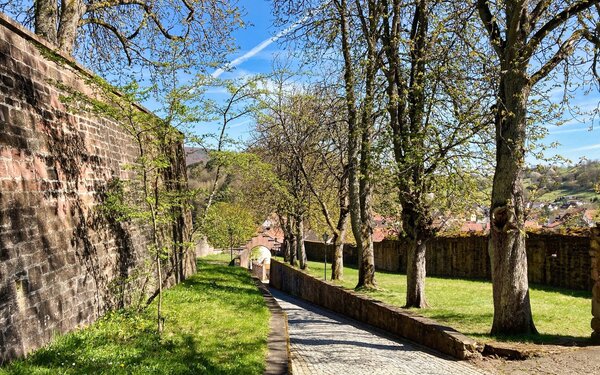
[2, 0, 243, 79]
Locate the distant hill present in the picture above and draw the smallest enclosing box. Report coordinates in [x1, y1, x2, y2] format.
[524, 160, 600, 205]
[185, 147, 209, 166]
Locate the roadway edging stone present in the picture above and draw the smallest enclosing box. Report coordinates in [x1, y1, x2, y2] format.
[252, 277, 291, 375]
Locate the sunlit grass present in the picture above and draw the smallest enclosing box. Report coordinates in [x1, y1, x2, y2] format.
[296, 259, 592, 344]
[1, 258, 269, 374]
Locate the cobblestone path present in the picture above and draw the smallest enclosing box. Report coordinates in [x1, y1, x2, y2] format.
[270, 289, 488, 375]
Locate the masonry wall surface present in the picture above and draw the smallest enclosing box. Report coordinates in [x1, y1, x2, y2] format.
[592, 226, 600, 342]
[305, 233, 592, 290]
[269, 260, 479, 359]
[0, 14, 192, 362]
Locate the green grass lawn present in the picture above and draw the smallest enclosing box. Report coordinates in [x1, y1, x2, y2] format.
[295, 259, 592, 344]
[1, 257, 269, 375]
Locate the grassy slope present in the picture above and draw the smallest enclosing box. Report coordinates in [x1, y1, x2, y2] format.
[536, 188, 598, 203]
[298, 259, 591, 344]
[1, 257, 269, 375]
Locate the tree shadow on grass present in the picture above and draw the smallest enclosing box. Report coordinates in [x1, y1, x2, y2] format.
[3, 304, 266, 375]
[529, 282, 592, 299]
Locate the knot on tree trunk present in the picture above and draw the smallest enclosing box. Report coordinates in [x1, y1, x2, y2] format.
[492, 205, 518, 233]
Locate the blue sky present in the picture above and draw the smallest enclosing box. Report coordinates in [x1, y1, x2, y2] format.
[199, 0, 600, 163]
[193, 0, 281, 147]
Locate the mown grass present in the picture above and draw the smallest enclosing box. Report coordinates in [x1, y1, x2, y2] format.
[297, 259, 592, 344]
[1, 257, 269, 375]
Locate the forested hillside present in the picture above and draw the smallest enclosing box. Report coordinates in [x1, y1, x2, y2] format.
[525, 160, 600, 204]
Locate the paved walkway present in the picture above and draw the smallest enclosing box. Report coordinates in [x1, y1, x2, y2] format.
[270, 288, 488, 375]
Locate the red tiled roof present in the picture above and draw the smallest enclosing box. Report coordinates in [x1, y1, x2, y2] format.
[460, 222, 484, 233]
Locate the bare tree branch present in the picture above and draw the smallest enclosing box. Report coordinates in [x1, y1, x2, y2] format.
[477, 0, 505, 56]
[526, 0, 598, 58]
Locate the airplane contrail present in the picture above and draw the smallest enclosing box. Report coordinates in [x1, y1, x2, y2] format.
[211, 8, 321, 78]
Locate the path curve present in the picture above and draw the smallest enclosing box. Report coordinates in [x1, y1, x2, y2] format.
[270, 288, 488, 375]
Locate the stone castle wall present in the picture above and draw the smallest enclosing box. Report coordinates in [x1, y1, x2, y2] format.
[305, 233, 592, 290]
[0, 13, 192, 362]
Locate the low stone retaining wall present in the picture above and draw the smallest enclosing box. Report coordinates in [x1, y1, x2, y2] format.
[269, 260, 479, 360]
[592, 226, 600, 342]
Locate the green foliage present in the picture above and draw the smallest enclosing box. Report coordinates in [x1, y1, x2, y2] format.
[0, 259, 269, 374]
[61, 75, 197, 334]
[203, 202, 258, 249]
[298, 259, 592, 344]
[188, 149, 285, 233]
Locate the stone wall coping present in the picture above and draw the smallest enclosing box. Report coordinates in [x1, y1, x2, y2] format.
[0, 11, 154, 117]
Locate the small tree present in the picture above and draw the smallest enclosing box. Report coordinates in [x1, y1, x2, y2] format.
[65, 79, 195, 335]
[203, 202, 257, 256]
[254, 70, 350, 276]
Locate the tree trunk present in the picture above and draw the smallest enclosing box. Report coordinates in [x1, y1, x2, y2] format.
[403, 205, 429, 308]
[331, 208, 348, 280]
[282, 234, 290, 263]
[289, 235, 297, 266]
[489, 70, 537, 335]
[57, 0, 85, 54]
[35, 0, 58, 44]
[331, 231, 346, 280]
[288, 216, 298, 267]
[357, 170, 376, 287]
[335, 0, 368, 287]
[356, 129, 376, 289]
[406, 239, 427, 307]
[354, 0, 378, 290]
[296, 217, 307, 269]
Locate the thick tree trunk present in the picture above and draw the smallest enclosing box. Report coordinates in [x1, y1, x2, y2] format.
[331, 237, 343, 280]
[35, 0, 58, 44]
[406, 239, 427, 307]
[57, 0, 85, 54]
[356, 117, 376, 288]
[403, 204, 429, 307]
[331, 210, 348, 280]
[489, 71, 537, 335]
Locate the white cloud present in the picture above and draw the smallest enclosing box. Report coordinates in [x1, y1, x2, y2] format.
[204, 87, 228, 95]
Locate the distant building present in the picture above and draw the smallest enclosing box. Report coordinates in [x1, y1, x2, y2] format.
[583, 209, 598, 227]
